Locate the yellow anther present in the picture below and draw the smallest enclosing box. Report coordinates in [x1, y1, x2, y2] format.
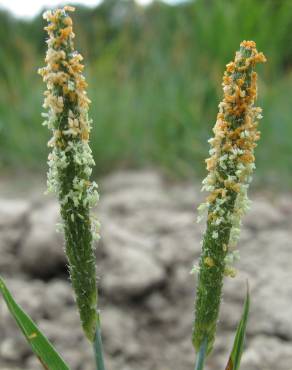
[224, 267, 237, 278]
[28, 332, 38, 340]
[204, 257, 215, 268]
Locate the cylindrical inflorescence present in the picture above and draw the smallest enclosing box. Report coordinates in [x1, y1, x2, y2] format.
[38, 6, 100, 342]
[192, 41, 266, 354]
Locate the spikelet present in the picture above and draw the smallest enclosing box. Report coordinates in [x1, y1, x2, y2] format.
[192, 41, 266, 354]
[38, 6, 99, 342]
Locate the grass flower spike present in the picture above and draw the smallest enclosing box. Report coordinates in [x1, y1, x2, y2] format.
[38, 6, 100, 342]
[193, 41, 266, 355]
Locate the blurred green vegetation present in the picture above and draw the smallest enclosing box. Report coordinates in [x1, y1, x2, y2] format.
[0, 0, 291, 188]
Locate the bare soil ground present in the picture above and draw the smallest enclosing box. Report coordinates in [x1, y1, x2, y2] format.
[1, 170, 292, 370]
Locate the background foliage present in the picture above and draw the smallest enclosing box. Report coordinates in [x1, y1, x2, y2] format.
[0, 0, 291, 188]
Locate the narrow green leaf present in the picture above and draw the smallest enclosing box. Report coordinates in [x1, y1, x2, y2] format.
[225, 285, 250, 370]
[0, 276, 70, 370]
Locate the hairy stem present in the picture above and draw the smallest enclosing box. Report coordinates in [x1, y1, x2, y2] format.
[93, 317, 106, 370]
[194, 337, 208, 370]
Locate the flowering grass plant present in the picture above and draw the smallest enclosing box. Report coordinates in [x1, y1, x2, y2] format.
[193, 40, 266, 369]
[0, 6, 266, 370]
[38, 5, 105, 368]
[38, 5, 100, 344]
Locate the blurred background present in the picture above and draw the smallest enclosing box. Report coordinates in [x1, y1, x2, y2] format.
[1, 1, 292, 370]
[0, 0, 291, 188]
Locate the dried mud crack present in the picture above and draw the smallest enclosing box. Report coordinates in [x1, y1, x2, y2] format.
[0, 171, 291, 370]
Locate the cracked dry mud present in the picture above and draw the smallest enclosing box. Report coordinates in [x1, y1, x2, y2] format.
[0, 171, 292, 370]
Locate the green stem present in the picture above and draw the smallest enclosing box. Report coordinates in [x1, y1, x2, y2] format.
[194, 337, 208, 370]
[93, 317, 106, 370]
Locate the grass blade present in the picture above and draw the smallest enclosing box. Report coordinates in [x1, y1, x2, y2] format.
[0, 276, 70, 370]
[225, 285, 250, 370]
